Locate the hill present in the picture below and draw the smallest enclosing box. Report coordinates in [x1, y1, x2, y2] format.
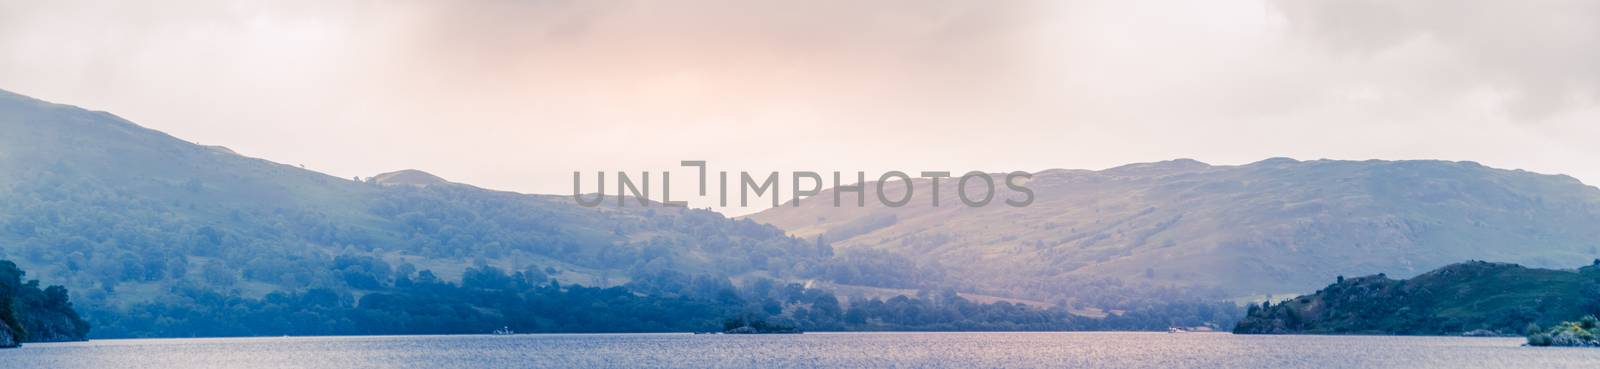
[371, 169, 452, 187]
[747, 158, 1600, 305]
[0, 88, 831, 337]
[1233, 260, 1600, 335]
[0, 88, 1241, 337]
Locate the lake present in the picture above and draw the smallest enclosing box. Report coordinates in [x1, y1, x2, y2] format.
[2, 332, 1598, 369]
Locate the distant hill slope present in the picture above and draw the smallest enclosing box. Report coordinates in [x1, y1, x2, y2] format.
[372, 169, 452, 187]
[0, 89, 827, 337]
[1234, 261, 1600, 335]
[747, 158, 1600, 301]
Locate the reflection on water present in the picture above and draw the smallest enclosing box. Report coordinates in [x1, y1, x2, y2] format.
[3, 332, 1599, 369]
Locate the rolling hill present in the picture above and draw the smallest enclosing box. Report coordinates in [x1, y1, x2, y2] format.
[9, 86, 1592, 337]
[1234, 260, 1600, 335]
[0, 88, 828, 337]
[746, 158, 1600, 303]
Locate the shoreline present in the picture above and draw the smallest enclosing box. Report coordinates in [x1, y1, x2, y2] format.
[25, 330, 1543, 346]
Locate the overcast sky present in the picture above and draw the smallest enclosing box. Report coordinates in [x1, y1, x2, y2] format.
[2, 0, 1596, 215]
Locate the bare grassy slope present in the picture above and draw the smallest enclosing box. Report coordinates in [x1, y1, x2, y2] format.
[748, 158, 1600, 300]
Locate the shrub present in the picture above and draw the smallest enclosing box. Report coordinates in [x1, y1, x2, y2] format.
[1527, 333, 1553, 346]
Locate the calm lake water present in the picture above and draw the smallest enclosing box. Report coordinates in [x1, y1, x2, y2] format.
[2, 332, 1598, 369]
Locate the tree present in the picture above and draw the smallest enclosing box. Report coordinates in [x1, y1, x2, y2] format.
[0, 260, 89, 342]
[202, 262, 237, 287]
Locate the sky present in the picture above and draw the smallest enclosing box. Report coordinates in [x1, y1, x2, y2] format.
[1, 0, 1597, 215]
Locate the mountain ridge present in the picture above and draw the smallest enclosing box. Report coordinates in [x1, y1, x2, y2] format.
[0, 89, 831, 337]
[748, 157, 1600, 302]
[5, 87, 1595, 337]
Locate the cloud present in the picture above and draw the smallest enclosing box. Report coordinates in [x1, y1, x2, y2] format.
[0, 0, 1596, 214]
[1270, 0, 1600, 118]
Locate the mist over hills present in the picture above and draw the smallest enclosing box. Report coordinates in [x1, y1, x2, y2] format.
[3, 89, 1237, 338]
[748, 157, 1600, 301]
[0, 89, 817, 282]
[5, 87, 1593, 337]
[0, 89, 835, 337]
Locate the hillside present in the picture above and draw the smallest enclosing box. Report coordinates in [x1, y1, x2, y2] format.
[372, 169, 452, 187]
[1233, 260, 1600, 335]
[747, 158, 1600, 304]
[0, 88, 1240, 338]
[0, 89, 829, 337]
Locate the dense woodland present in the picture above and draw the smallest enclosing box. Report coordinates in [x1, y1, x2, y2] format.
[0, 260, 90, 343]
[91, 262, 1241, 337]
[1235, 261, 1600, 335]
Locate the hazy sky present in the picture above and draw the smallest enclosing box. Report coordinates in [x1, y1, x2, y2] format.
[2, 0, 1596, 215]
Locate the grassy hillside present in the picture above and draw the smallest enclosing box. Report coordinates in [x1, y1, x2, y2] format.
[0, 88, 1245, 337]
[1234, 260, 1600, 335]
[747, 158, 1600, 304]
[0, 89, 829, 337]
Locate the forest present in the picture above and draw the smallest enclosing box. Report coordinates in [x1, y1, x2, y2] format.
[1235, 261, 1600, 336]
[0, 166, 1239, 338]
[0, 260, 90, 344]
[89, 263, 1240, 337]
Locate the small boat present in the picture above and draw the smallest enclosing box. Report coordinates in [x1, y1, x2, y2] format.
[493, 327, 515, 335]
[1167, 327, 1189, 334]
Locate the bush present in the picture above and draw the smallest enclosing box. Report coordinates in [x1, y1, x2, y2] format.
[1527, 316, 1600, 347]
[1528, 333, 1553, 346]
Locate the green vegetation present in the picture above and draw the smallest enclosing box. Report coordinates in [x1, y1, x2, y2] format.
[0, 89, 1241, 338]
[1235, 261, 1600, 335]
[0, 260, 89, 345]
[0, 89, 832, 337]
[1523, 316, 1600, 346]
[103, 265, 735, 336]
[1526, 315, 1600, 347]
[723, 315, 800, 334]
[89, 263, 1238, 337]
